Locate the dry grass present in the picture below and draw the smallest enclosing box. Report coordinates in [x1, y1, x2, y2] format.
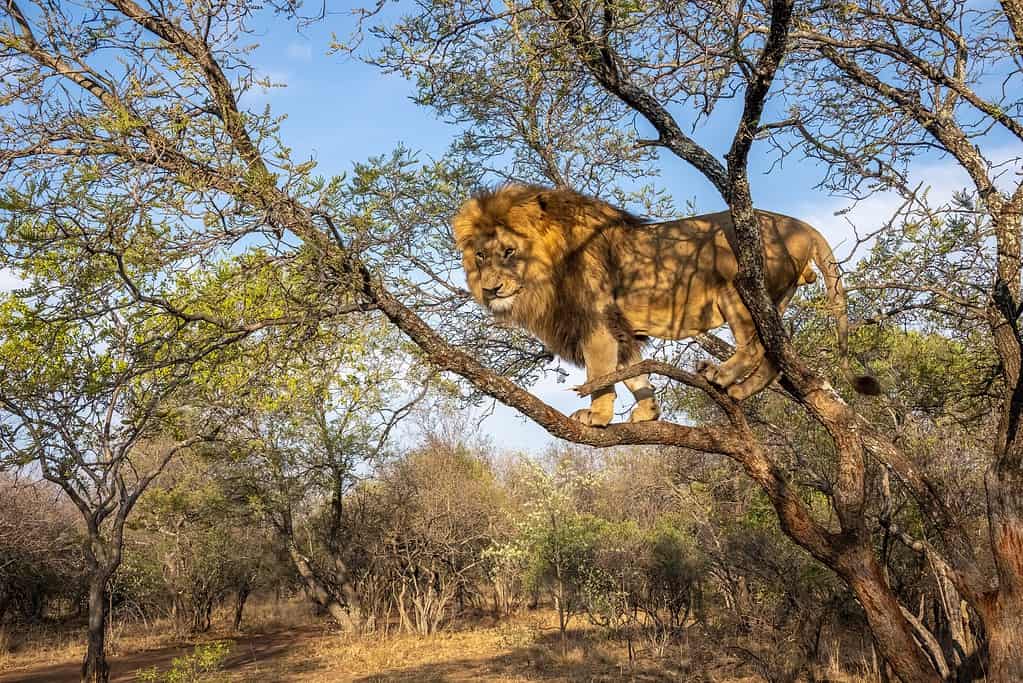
[0, 596, 314, 676]
[0, 620, 89, 672]
[220, 610, 689, 682]
[2, 603, 883, 683]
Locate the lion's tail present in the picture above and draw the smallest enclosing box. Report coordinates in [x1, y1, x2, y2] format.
[810, 232, 882, 396]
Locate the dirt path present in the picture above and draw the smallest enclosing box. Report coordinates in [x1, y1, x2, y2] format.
[0, 626, 321, 683]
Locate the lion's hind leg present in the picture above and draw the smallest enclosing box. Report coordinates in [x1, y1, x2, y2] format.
[726, 357, 779, 400]
[699, 287, 765, 390]
[722, 285, 797, 400]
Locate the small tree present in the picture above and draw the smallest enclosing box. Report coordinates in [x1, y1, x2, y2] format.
[0, 240, 295, 681]
[0, 298, 231, 681]
[492, 459, 605, 654]
[129, 454, 280, 634]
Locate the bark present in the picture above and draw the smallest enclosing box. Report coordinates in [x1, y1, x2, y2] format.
[286, 544, 350, 627]
[838, 551, 943, 683]
[982, 582, 1023, 681]
[999, 0, 1023, 56]
[983, 193, 1023, 683]
[232, 585, 250, 631]
[81, 573, 111, 683]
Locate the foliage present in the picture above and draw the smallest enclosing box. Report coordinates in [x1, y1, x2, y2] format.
[136, 641, 233, 683]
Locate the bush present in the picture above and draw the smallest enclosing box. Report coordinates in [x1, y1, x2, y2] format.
[135, 640, 233, 683]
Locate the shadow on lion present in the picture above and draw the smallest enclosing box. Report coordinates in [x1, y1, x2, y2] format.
[453, 184, 880, 426]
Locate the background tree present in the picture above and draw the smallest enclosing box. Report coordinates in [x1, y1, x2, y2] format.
[207, 317, 429, 631]
[0, 476, 84, 624]
[0, 221, 319, 680]
[0, 255, 245, 682]
[129, 454, 282, 634]
[491, 457, 606, 654]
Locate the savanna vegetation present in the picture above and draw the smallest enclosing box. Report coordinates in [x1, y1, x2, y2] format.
[1, 0, 1022, 681]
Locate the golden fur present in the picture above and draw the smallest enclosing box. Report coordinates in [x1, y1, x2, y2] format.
[453, 184, 877, 425]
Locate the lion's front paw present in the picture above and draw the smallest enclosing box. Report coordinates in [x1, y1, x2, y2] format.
[629, 401, 661, 423]
[697, 360, 722, 385]
[726, 383, 749, 401]
[570, 408, 613, 427]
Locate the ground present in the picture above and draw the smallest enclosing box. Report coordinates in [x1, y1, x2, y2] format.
[0, 603, 872, 682]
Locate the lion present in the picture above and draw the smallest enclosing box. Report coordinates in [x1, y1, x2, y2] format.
[452, 184, 880, 426]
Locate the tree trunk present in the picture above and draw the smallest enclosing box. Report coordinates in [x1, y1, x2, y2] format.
[81, 575, 111, 683]
[838, 551, 943, 683]
[555, 580, 568, 657]
[983, 592, 1023, 682]
[232, 585, 250, 631]
[287, 545, 350, 627]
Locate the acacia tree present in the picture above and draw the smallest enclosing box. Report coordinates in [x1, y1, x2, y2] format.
[0, 284, 224, 681]
[2, 0, 1021, 680]
[0, 194, 330, 680]
[772, 8, 1023, 677]
[491, 458, 605, 654]
[214, 322, 428, 630]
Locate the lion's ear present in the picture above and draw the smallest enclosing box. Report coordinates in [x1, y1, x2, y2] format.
[535, 192, 554, 214]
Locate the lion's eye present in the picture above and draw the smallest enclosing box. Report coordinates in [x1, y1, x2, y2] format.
[503, 247, 516, 259]
[475, 251, 486, 262]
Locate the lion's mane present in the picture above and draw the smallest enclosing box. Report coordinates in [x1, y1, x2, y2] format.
[452, 184, 646, 366]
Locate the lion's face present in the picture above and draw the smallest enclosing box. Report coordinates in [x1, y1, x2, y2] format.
[452, 187, 564, 321]
[462, 227, 533, 314]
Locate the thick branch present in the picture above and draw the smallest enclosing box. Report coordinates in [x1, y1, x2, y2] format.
[364, 279, 743, 453]
[1000, 0, 1023, 57]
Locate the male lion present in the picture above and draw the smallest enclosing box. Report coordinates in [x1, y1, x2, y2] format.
[453, 184, 879, 426]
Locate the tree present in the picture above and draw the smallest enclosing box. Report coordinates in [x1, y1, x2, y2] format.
[375, 439, 507, 634]
[4, 0, 1022, 678]
[205, 317, 429, 631]
[491, 458, 605, 654]
[772, 9, 1023, 677]
[0, 237, 306, 680]
[0, 290, 223, 681]
[129, 454, 282, 634]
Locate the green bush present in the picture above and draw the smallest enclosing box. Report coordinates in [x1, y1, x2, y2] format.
[135, 640, 233, 683]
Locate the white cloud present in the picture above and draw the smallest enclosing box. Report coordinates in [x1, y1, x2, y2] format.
[0, 268, 25, 292]
[796, 144, 1023, 261]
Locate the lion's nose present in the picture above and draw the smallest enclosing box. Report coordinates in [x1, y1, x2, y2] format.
[483, 284, 502, 298]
